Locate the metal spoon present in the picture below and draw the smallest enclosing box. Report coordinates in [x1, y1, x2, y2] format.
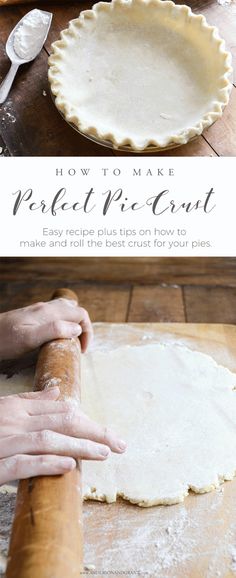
[0, 9, 52, 105]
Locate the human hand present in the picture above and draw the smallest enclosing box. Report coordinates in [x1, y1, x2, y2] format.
[0, 387, 126, 485]
[0, 298, 93, 360]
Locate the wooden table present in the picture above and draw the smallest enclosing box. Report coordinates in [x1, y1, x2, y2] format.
[1, 257, 236, 326]
[0, 258, 236, 576]
[0, 0, 236, 157]
[0, 322, 236, 578]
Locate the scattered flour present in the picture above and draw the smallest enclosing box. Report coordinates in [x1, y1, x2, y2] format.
[83, 505, 197, 575]
[0, 455, 236, 577]
[5, 112, 16, 124]
[0, 488, 17, 576]
[230, 545, 236, 573]
[217, 0, 235, 4]
[1, 102, 16, 124]
[41, 377, 62, 389]
[83, 483, 236, 578]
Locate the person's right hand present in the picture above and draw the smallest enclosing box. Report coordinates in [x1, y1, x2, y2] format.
[0, 387, 126, 485]
[0, 298, 93, 361]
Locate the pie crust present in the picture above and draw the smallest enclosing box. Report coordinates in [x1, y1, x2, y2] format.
[48, 0, 232, 152]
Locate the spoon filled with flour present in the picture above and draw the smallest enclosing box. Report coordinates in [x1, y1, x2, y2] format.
[0, 9, 52, 105]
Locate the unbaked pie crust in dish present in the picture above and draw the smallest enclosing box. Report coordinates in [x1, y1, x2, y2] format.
[48, 0, 232, 152]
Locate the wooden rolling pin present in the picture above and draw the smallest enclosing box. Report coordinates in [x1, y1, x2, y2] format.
[6, 288, 83, 578]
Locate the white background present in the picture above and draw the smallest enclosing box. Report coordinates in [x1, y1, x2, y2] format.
[0, 156, 234, 257]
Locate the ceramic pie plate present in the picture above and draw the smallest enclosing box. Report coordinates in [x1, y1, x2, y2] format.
[48, 0, 232, 153]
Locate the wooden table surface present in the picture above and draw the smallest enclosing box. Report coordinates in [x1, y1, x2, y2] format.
[1, 322, 236, 577]
[0, 259, 236, 576]
[1, 257, 236, 326]
[0, 0, 236, 157]
[81, 322, 236, 578]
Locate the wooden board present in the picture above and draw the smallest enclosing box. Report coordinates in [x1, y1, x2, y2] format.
[82, 322, 236, 578]
[0, 0, 235, 156]
[0, 322, 235, 577]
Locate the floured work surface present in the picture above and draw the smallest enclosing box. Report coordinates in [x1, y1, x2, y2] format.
[0, 323, 236, 577]
[82, 344, 236, 507]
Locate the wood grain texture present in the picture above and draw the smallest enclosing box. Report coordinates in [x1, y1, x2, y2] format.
[203, 89, 236, 157]
[0, 279, 130, 321]
[128, 286, 185, 322]
[184, 286, 236, 324]
[71, 285, 131, 322]
[1, 258, 236, 327]
[0, 0, 235, 156]
[1, 257, 236, 287]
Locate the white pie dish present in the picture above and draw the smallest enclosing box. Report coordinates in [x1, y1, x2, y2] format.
[48, 0, 232, 152]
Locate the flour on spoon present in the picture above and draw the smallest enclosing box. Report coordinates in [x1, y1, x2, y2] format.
[13, 9, 50, 60]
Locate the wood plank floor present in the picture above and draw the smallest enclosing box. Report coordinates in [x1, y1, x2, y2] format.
[0, 0, 235, 156]
[0, 257, 236, 324]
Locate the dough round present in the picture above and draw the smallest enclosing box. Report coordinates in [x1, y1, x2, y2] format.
[1, 343, 235, 507]
[48, 0, 232, 151]
[82, 343, 236, 506]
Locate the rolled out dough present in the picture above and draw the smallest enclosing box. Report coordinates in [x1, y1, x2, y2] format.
[82, 343, 236, 506]
[0, 343, 236, 507]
